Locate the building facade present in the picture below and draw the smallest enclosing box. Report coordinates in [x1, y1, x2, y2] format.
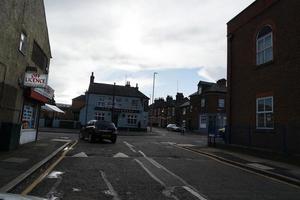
[80, 73, 149, 131]
[189, 79, 227, 134]
[227, 0, 300, 153]
[149, 93, 188, 128]
[0, 0, 52, 150]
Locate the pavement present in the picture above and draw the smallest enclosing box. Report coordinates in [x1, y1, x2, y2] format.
[0, 137, 72, 192]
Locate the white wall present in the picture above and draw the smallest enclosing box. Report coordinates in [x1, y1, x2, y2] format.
[19, 129, 36, 144]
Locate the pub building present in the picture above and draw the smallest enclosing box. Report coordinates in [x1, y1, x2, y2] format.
[79, 73, 149, 131]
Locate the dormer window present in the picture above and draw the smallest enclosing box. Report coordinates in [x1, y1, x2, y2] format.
[198, 86, 202, 94]
[256, 26, 273, 65]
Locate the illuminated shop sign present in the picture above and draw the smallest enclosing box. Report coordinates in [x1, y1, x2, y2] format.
[24, 72, 47, 88]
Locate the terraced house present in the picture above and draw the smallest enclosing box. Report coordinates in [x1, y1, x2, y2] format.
[0, 0, 53, 150]
[227, 0, 300, 153]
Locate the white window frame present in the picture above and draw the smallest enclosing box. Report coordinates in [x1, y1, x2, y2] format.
[182, 108, 186, 115]
[201, 98, 205, 108]
[256, 96, 274, 129]
[199, 115, 207, 129]
[218, 98, 225, 108]
[95, 112, 105, 121]
[19, 32, 27, 55]
[256, 31, 273, 65]
[127, 115, 137, 125]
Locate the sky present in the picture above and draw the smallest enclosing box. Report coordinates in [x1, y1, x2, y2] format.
[44, 0, 254, 104]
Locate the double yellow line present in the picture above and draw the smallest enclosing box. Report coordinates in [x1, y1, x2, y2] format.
[21, 141, 78, 195]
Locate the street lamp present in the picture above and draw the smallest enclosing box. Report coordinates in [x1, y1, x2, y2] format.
[150, 72, 158, 132]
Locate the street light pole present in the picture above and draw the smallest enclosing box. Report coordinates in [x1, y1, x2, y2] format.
[150, 72, 158, 132]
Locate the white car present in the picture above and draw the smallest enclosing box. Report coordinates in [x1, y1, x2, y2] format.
[166, 124, 182, 132]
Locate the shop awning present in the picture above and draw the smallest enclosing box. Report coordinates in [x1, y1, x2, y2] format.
[41, 104, 65, 113]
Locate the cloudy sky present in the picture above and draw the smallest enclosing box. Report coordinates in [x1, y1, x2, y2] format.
[44, 0, 254, 104]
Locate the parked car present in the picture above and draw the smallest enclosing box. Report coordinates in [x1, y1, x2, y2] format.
[166, 124, 182, 132]
[79, 120, 117, 143]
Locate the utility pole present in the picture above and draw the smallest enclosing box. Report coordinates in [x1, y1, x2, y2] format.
[150, 72, 158, 132]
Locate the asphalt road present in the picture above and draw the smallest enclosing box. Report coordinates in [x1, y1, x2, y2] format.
[29, 129, 300, 200]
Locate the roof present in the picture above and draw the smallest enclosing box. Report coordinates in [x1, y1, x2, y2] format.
[205, 84, 227, 93]
[197, 81, 215, 87]
[41, 104, 65, 113]
[190, 82, 227, 97]
[72, 95, 85, 101]
[88, 83, 149, 99]
[180, 101, 190, 107]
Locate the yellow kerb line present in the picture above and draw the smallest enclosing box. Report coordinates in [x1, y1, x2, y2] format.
[21, 140, 78, 195]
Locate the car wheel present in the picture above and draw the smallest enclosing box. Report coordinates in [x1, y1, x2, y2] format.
[111, 135, 117, 144]
[88, 133, 95, 143]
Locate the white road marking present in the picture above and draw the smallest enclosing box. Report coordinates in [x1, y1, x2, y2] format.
[134, 159, 166, 187]
[136, 151, 208, 200]
[72, 188, 82, 192]
[113, 152, 129, 158]
[46, 173, 64, 199]
[176, 144, 196, 147]
[161, 142, 176, 145]
[51, 139, 72, 142]
[72, 152, 88, 157]
[123, 141, 137, 153]
[100, 170, 121, 200]
[47, 171, 64, 179]
[182, 186, 207, 200]
[247, 163, 274, 170]
[138, 151, 161, 169]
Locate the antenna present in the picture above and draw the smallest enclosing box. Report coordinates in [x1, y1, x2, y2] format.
[177, 80, 179, 93]
[125, 74, 127, 84]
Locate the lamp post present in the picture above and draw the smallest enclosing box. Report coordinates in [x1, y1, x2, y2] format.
[150, 72, 158, 132]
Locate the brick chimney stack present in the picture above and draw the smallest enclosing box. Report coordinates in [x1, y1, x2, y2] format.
[90, 72, 95, 84]
[217, 78, 227, 87]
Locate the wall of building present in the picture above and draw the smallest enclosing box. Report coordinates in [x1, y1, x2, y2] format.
[228, 0, 300, 153]
[81, 93, 148, 129]
[0, 0, 51, 150]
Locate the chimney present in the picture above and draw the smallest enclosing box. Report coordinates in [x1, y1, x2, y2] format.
[136, 83, 139, 90]
[90, 72, 95, 84]
[217, 78, 227, 87]
[176, 93, 184, 103]
[125, 81, 130, 87]
[166, 95, 173, 103]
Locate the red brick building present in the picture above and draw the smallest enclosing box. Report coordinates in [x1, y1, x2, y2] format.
[149, 93, 188, 128]
[189, 79, 227, 133]
[227, 0, 300, 153]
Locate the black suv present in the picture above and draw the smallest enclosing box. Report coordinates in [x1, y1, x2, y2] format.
[79, 120, 118, 143]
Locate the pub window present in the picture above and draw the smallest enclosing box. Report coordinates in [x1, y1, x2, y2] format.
[256, 96, 274, 129]
[32, 41, 49, 70]
[95, 112, 105, 121]
[256, 26, 273, 65]
[127, 115, 137, 124]
[19, 32, 27, 55]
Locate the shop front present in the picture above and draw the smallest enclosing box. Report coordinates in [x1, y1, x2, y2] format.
[19, 84, 54, 144]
